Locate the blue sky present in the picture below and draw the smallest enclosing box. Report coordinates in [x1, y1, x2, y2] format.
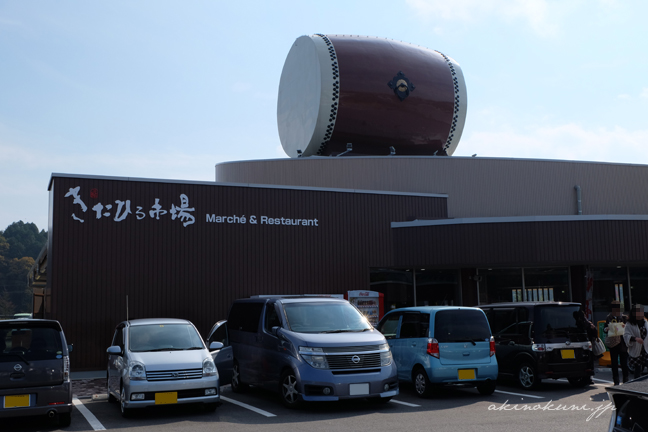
[1, 0, 647, 231]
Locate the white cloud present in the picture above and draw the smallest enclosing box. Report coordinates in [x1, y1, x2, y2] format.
[641, 88, 648, 99]
[457, 123, 648, 164]
[618, 94, 631, 100]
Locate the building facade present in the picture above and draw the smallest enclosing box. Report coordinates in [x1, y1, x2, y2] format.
[36, 155, 648, 369]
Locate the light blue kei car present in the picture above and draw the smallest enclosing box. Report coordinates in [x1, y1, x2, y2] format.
[376, 306, 498, 397]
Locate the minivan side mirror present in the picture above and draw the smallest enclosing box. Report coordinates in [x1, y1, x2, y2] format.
[209, 341, 224, 351]
[272, 326, 281, 336]
[68, 344, 74, 353]
[107, 346, 122, 355]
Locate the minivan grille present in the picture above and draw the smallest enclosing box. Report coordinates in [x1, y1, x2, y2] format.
[146, 368, 202, 381]
[327, 353, 382, 369]
[321, 345, 382, 353]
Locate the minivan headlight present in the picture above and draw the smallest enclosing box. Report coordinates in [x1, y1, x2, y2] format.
[299, 346, 329, 369]
[203, 358, 217, 377]
[379, 344, 393, 366]
[128, 361, 146, 380]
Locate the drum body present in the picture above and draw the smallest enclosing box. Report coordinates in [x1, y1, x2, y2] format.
[277, 34, 467, 158]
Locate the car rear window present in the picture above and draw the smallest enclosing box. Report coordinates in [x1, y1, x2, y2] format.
[434, 310, 491, 343]
[0, 323, 63, 362]
[535, 305, 583, 338]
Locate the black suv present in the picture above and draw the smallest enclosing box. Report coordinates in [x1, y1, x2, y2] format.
[0, 319, 74, 426]
[479, 302, 594, 389]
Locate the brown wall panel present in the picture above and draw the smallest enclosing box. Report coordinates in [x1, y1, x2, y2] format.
[393, 220, 648, 268]
[48, 176, 446, 370]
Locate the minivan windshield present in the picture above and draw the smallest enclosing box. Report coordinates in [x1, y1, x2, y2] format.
[0, 323, 63, 362]
[535, 305, 584, 339]
[283, 302, 372, 333]
[129, 324, 205, 352]
[434, 310, 491, 343]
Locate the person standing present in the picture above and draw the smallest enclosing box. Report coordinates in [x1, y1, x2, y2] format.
[623, 304, 648, 380]
[604, 301, 629, 385]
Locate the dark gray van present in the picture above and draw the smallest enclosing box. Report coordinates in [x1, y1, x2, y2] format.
[216, 296, 398, 407]
[479, 302, 594, 389]
[0, 319, 73, 427]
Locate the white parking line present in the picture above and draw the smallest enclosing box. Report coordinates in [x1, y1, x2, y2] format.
[592, 377, 614, 383]
[389, 399, 421, 407]
[72, 397, 106, 430]
[556, 377, 614, 386]
[494, 390, 544, 399]
[220, 396, 277, 417]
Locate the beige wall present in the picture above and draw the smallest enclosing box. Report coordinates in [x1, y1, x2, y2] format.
[215, 156, 648, 219]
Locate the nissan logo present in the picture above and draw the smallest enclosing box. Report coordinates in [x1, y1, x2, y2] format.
[351, 355, 361, 364]
[14, 364, 22, 372]
[565, 340, 571, 346]
[172, 372, 179, 377]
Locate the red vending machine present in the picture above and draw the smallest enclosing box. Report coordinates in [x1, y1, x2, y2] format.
[346, 291, 384, 326]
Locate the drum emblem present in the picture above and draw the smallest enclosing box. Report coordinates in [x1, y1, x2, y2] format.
[387, 71, 415, 101]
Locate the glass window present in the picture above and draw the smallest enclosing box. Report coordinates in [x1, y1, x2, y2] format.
[590, 267, 630, 324]
[370, 268, 460, 309]
[487, 308, 517, 335]
[478, 268, 523, 304]
[112, 326, 124, 349]
[128, 324, 204, 352]
[524, 268, 570, 302]
[0, 324, 63, 362]
[534, 305, 582, 340]
[283, 302, 371, 333]
[629, 267, 648, 314]
[208, 324, 228, 346]
[264, 303, 281, 333]
[399, 313, 430, 338]
[434, 310, 491, 342]
[228, 302, 264, 333]
[370, 268, 414, 310]
[377, 313, 401, 339]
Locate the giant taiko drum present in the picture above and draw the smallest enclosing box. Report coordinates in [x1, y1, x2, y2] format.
[277, 34, 467, 158]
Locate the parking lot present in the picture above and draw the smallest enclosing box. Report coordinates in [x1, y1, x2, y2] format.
[4, 369, 617, 432]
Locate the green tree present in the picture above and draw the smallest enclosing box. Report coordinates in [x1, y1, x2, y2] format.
[0, 222, 46, 314]
[2, 221, 48, 261]
[0, 289, 15, 318]
[5, 257, 35, 312]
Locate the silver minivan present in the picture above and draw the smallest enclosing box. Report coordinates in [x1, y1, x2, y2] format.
[213, 296, 398, 408]
[107, 318, 221, 417]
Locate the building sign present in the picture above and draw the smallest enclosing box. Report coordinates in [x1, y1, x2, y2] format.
[64, 186, 319, 228]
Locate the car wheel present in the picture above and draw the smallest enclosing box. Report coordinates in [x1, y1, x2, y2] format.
[58, 412, 72, 427]
[412, 367, 433, 398]
[280, 370, 302, 408]
[517, 363, 538, 389]
[568, 376, 591, 388]
[107, 370, 117, 403]
[476, 380, 496, 395]
[231, 361, 248, 393]
[120, 387, 132, 418]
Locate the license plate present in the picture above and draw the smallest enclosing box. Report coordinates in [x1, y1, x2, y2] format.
[349, 383, 369, 395]
[155, 392, 178, 405]
[561, 349, 575, 359]
[458, 369, 476, 380]
[5, 395, 30, 408]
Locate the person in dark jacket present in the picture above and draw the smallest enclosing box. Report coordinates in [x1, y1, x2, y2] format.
[604, 301, 629, 385]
